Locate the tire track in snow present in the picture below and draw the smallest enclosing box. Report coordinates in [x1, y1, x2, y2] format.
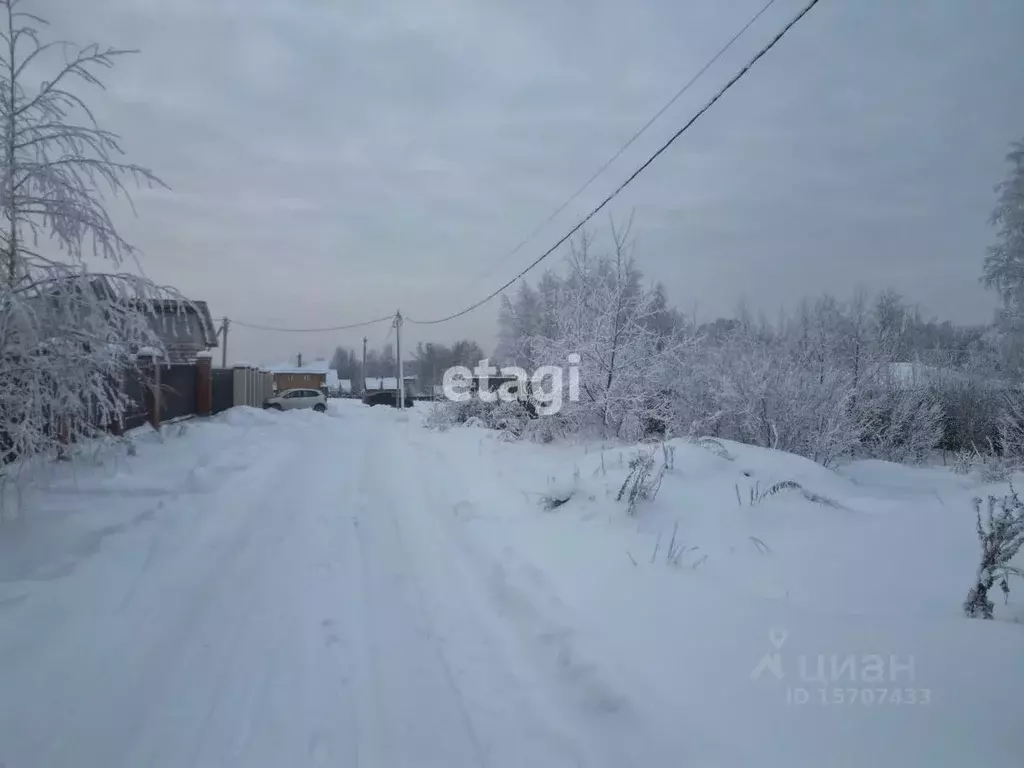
[397, 422, 714, 766]
[376, 424, 638, 767]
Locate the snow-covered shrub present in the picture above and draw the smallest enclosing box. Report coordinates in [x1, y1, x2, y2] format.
[615, 449, 665, 516]
[855, 387, 944, 463]
[424, 398, 488, 428]
[692, 437, 734, 461]
[486, 400, 534, 438]
[964, 487, 1024, 619]
[997, 386, 1024, 459]
[711, 337, 861, 467]
[952, 447, 979, 475]
[924, 380, 1003, 456]
[425, 397, 559, 441]
[978, 455, 1015, 484]
[521, 414, 561, 444]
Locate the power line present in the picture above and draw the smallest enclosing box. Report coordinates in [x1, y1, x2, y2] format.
[408, 0, 823, 326]
[228, 314, 395, 333]
[446, 0, 779, 297]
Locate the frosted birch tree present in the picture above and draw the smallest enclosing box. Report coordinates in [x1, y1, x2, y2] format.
[0, 0, 176, 517]
[524, 220, 684, 440]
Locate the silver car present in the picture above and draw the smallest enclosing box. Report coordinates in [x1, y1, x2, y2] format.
[263, 388, 328, 413]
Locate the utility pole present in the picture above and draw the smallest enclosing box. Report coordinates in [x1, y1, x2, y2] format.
[361, 336, 367, 394]
[220, 317, 229, 368]
[394, 310, 404, 410]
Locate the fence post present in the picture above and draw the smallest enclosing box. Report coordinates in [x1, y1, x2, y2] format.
[140, 347, 162, 430]
[195, 351, 213, 416]
[265, 371, 272, 403]
[233, 363, 247, 407]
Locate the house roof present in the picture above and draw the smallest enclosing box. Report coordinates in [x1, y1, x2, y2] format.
[365, 376, 399, 390]
[23, 276, 218, 360]
[266, 366, 329, 378]
[145, 300, 218, 352]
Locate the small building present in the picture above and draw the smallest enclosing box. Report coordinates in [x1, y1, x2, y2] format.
[364, 375, 417, 394]
[267, 356, 331, 393]
[364, 376, 398, 392]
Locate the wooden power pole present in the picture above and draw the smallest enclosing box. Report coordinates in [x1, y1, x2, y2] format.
[220, 317, 229, 368]
[394, 311, 404, 409]
[361, 336, 367, 394]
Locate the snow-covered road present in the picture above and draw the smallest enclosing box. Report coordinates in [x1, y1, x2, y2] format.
[2, 402, 1023, 767]
[0, 406, 675, 767]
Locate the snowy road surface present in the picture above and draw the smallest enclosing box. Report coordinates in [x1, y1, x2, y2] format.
[1, 402, 1023, 767]
[0, 406, 673, 767]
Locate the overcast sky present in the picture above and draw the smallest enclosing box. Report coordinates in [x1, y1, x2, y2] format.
[32, 0, 1024, 366]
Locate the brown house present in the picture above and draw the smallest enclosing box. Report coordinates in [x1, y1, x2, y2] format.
[267, 357, 331, 394]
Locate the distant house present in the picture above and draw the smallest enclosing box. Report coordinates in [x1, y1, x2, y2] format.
[364, 376, 398, 392]
[338, 379, 353, 394]
[267, 356, 331, 393]
[364, 375, 417, 393]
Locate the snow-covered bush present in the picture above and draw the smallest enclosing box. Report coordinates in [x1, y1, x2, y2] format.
[997, 386, 1024, 459]
[964, 487, 1024, 619]
[924, 380, 1003, 456]
[482, 218, 1020, 472]
[700, 326, 862, 467]
[425, 397, 562, 442]
[615, 447, 666, 516]
[856, 387, 944, 464]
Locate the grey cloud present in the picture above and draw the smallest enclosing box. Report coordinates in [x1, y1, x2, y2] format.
[25, 0, 1024, 363]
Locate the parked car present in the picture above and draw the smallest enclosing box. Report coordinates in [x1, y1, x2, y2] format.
[362, 390, 414, 408]
[264, 388, 328, 412]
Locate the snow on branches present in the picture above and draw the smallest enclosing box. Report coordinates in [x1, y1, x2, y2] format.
[483, 222, 961, 465]
[0, 1, 181, 517]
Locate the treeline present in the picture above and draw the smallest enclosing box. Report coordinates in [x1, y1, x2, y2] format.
[329, 339, 488, 389]
[434, 215, 1023, 466]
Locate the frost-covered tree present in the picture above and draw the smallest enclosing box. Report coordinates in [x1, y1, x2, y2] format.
[523, 220, 684, 440]
[0, 1, 176, 517]
[982, 138, 1024, 318]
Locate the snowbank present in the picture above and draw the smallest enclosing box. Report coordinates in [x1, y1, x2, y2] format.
[397, 424, 1024, 765]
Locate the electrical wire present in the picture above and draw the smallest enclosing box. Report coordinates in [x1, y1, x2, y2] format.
[408, 0, 824, 326]
[228, 314, 395, 333]
[447, 0, 779, 296]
